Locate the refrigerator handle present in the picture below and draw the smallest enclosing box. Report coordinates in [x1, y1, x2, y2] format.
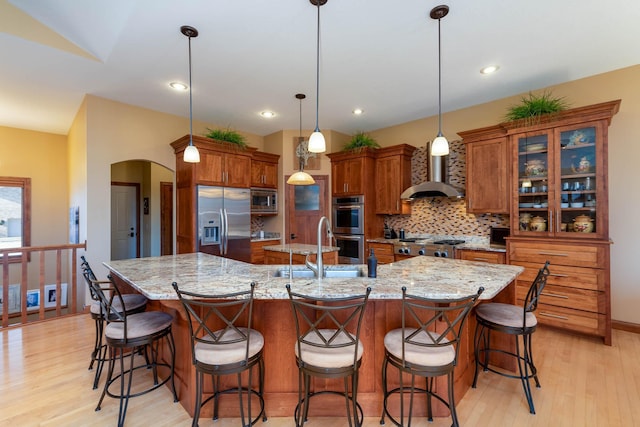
[223, 208, 229, 255]
[219, 208, 225, 254]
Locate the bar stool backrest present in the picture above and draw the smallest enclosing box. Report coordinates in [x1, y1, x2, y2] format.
[523, 261, 551, 326]
[401, 286, 484, 367]
[172, 282, 257, 366]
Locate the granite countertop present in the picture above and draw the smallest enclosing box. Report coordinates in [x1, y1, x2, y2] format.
[104, 253, 523, 301]
[250, 237, 281, 243]
[262, 243, 340, 255]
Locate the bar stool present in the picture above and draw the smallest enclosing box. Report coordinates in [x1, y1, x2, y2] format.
[380, 286, 484, 427]
[80, 256, 147, 389]
[286, 284, 371, 427]
[172, 282, 266, 427]
[91, 276, 177, 427]
[473, 261, 550, 414]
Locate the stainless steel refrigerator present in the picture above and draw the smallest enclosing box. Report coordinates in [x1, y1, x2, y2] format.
[197, 186, 251, 263]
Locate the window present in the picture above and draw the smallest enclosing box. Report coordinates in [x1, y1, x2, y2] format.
[0, 177, 31, 261]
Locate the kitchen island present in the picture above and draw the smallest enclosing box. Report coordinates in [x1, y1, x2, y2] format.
[105, 253, 522, 419]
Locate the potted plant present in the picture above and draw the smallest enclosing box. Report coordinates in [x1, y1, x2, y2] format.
[342, 132, 380, 152]
[504, 91, 569, 127]
[204, 128, 248, 149]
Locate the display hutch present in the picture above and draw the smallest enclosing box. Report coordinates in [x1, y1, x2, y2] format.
[506, 100, 620, 345]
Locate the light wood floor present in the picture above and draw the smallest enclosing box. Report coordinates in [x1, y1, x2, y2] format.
[1, 314, 639, 426]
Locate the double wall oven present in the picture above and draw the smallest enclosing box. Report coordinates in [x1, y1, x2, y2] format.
[332, 196, 365, 264]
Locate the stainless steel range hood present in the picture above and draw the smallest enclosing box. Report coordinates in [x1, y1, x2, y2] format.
[401, 142, 464, 200]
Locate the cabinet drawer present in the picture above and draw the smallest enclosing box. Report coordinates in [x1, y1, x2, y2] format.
[369, 243, 395, 264]
[513, 261, 604, 291]
[509, 241, 606, 268]
[517, 283, 605, 313]
[457, 249, 505, 264]
[523, 301, 605, 336]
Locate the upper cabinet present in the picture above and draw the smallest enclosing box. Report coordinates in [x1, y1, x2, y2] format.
[172, 135, 255, 189]
[375, 144, 416, 215]
[251, 151, 280, 189]
[459, 125, 510, 214]
[327, 149, 377, 197]
[509, 100, 620, 240]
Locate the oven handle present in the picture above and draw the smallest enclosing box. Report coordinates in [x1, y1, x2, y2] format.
[334, 205, 363, 210]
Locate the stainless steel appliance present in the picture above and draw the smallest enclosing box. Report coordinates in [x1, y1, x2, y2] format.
[332, 196, 364, 235]
[198, 186, 251, 262]
[250, 188, 277, 214]
[334, 234, 365, 265]
[332, 196, 366, 263]
[393, 238, 465, 258]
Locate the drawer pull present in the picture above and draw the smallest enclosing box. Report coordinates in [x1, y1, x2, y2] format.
[541, 292, 569, 299]
[537, 251, 569, 257]
[539, 312, 569, 320]
[549, 273, 569, 278]
[472, 257, 490, 261]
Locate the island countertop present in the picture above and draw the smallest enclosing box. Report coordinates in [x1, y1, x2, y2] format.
[104, 253, 523, 301]
[261, 243, 340, 254]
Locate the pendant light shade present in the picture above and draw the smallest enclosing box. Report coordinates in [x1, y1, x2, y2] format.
[287, 93, 316, 186]
[430, 5, 449, 157]
[181, 25, 200, 163]
[307, 0, 327, 153]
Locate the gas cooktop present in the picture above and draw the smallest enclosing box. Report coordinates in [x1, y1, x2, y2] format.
[392, 239, 465, 258]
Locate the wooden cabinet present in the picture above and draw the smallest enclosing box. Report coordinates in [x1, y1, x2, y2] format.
[327, 148, 377, 197]
[508, 237, 611, 345]
[456, 249, 505, 264]
[458, 126, 509, 214]
[251, 152, 279, 189]
[197, 149, 252, 188]
[508, 101, 619, 239]
[375, 144, 416, 215]
[250, 239, 280, 264]
[367, 242, 395, 264]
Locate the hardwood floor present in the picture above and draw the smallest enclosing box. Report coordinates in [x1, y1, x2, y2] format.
[1, 314, 639, 426]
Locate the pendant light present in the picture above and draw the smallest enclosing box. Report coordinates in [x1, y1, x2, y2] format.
[287, 94, 316, 186]
[430, 5, 449, 157]
[307, 0, 326, 153]
[181, 25, 200, 163]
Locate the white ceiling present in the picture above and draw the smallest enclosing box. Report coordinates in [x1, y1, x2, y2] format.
[1, 0, 639, 137]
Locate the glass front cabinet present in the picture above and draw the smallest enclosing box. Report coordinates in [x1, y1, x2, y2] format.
[511, 120, 610, 240]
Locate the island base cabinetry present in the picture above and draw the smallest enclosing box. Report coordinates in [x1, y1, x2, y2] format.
[508, 238, 611, 344]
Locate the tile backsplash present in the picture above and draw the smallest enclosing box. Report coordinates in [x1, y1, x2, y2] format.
[385, 140, 509, 236]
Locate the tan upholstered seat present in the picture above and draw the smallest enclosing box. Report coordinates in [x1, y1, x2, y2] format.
[195, 328, 264, 366]
[89, 293, 147, 316]
[380, 287, 483, 427]
[287, 285, 371, 427]
[473, 261, 550, 414]
[173, 282, 266, 427]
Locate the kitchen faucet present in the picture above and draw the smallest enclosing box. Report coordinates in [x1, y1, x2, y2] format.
[305, 216, 333, 278]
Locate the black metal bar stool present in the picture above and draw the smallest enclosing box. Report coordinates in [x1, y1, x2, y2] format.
[90, 275, 177, 427]
[80, 256, 147, 389]
[473, 261, 550, 414]
[380, 286, 484, 427]
[286, 284, 371, 427]
[173, 281, 267, 427]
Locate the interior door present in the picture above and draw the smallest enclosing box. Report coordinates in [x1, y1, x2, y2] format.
[160, 181, 173, 255]
[111, 183, 139, 260]
[285, 176, 329, 245]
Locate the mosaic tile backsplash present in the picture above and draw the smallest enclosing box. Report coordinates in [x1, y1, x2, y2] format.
[384, 140, 509, 236]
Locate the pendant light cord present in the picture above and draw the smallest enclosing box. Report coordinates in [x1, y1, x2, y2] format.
[314, 1, 321, 132]
[188, 34, 194, 145]
[437, 16, 443, 137]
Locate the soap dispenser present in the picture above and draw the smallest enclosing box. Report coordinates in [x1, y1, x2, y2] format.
[367, 248, 378, 278]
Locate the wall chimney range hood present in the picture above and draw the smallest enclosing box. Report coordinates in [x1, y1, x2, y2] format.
[400, 141, 464, 200]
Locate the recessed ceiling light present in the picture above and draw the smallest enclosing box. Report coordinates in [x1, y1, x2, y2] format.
[169, 82, 188, 91]
[352, 108, 364, 115]
[480, 65, 499, 75]
[260, 111, 276, 118]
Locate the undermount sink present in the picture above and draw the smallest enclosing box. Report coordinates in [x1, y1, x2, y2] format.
[272, 266, 366, 279]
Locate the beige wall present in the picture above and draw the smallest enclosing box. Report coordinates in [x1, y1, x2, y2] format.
[369, 65, 640, 325]
[0, 126, 69, 287]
